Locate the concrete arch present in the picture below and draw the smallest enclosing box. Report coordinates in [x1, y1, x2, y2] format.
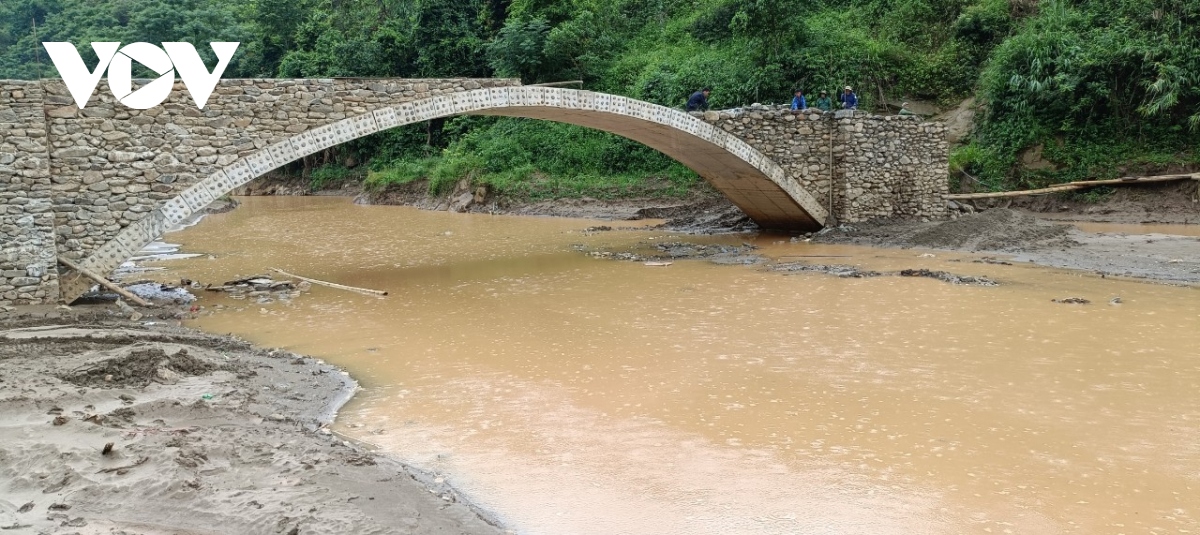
[62, 87, 826, 301]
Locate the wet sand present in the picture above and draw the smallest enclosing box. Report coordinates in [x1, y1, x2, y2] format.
[811, 209, 1200, 284]
[0, 308, 506, 534]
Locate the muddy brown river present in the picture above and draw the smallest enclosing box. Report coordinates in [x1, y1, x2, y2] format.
[153, 196, 1199, 534]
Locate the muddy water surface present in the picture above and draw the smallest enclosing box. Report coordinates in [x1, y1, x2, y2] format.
[158, 197, 1199, 535]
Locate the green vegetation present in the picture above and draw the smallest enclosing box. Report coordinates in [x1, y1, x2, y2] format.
[363, 119, 699, 199]
[2, 0, 1197, 195]
[307, 164, 360, 191]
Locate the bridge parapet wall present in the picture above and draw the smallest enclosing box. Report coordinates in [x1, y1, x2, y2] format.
[699, 107, 948, 223]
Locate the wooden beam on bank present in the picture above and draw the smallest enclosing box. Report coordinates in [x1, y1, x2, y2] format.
[56, 256, 154, 307]
[945, 173, 1199, 200]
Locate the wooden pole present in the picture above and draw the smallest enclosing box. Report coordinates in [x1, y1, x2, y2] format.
[270, 268, 388, 296]
[528, 80, 584, 88]
[57, 256, 154, 307]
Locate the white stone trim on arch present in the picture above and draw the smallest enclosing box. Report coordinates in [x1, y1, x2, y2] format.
[76, 87, 827, 296]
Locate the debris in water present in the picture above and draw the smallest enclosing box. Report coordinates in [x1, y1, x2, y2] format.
[644, 261, 673, 267]
[1052, 297, 1090, 304]
[899, 269, 998, 286]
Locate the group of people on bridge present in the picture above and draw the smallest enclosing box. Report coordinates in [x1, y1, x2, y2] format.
[686, 86, 918, 115]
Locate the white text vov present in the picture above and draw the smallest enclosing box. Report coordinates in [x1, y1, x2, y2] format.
[41, 42, 240, 110]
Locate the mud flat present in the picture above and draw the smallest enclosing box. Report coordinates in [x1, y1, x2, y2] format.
[812, 208, 1200, 284]
[0, 307, 505, 535]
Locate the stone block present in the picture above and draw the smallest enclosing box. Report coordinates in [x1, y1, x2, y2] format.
[542, 88, 563, 109]
[559, 90, 580, 110]
[450, 91, 476, 113]
[487, 87, 511, 108]
[574, 91, 597, 111]
[160, 196, 193, 226]
[593, 93, 612, 113]
[348, 112, 379, 139]
[79, 237, 134, 273]
[179, 182, 217, 212]
[245, 150, 278, 178]
[267, 140, 300, 168]
[203, 170, 236, 198]
[373, 107, 399, 130]
[137, 209, 168, 244]
[609, 95, 630, 115]
[223, 159, 254, 187]
[429, 95, 453, 118]
[306, 123, 339, 151]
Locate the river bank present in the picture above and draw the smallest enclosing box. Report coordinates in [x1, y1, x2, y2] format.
[0, 306, 507, 534]
[236, 174, 752, 232]
[809, 208, 1200, 284]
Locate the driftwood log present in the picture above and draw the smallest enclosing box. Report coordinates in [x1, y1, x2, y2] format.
[945, 173, 1199, 200]
[269, 268, 388, 296]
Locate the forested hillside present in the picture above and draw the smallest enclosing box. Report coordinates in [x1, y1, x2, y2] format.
[2, 0, 1198, 197]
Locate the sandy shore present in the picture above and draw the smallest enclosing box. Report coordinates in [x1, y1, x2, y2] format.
[0, 307, 506, 534]
[810, 208, 1200, 284]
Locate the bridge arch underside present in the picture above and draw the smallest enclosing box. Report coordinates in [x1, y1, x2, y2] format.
[470, 107, 824, 231]
[60, 87, 826, 302]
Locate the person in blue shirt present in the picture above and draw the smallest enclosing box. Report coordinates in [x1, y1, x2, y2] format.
[839, 86, 858, 109]
[686, 88, 711, 112]
[790, 90, 807, 110]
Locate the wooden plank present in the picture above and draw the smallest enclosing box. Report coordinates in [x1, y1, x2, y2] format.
[57, 256, 154, 307]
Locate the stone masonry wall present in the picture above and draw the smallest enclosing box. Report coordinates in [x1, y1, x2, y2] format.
[41, 78, 520, 264]
[1, 81, 59, 306]
[700, 106, 948, 224]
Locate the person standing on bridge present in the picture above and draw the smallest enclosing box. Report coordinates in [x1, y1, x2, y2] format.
[839, 86, 858, 109]
[686, 88, 711, 112]
[790, 90, 807, 111]
[815, 91, 833, 111]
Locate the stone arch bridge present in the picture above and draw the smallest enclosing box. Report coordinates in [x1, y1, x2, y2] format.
[0, 78, 947, 304]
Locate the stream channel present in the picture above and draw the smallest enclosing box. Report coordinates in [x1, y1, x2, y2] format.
[147, 196, 1199, 535]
